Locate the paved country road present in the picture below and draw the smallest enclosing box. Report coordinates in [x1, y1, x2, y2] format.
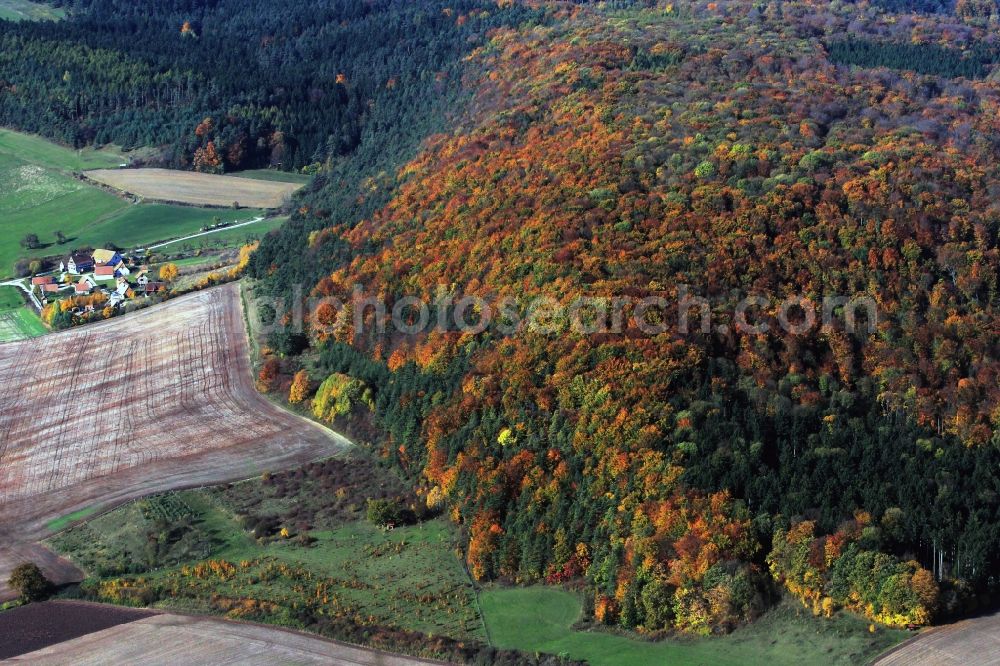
[874, 611, 1000, 665]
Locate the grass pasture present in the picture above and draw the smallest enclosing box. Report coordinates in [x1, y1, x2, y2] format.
[0, 129, 269, 276]
[51, 496, 485, 641]
[230, 169, 313, 185]
[143, 517, 486, 640]
[156, 217, 285, 252]
[0, 129, 121, 170]
[0, 308, 46, 342]
[0, 0, 64, 21]
[0, 285, 25, 309]
[480, 587, 907, 666]
[75, 204, 265, 250]
[0, 130, 126, 276]
[0, 286, 45, 342]
[84, 168, 303, 209]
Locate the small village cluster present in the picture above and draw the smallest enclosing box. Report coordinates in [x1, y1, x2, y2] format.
[30, 249, 167, 312]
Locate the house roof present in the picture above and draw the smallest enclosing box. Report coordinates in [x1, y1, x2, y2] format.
[70, 253, 93, 265]
[42, 284, 60, 293]
[95, 265, 116, 276]
[31, 276, 54, 285]
[92, 249, 119, 265]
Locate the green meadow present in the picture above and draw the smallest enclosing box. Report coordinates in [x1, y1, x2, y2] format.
[154, 217, 285, 252]
[0, 129, 267, 277]
[0, 0, 65, 21]
[79, 205, 265, 251]
[49, 489, 485, 641]
[230, 169, 312, 185]
[0, 286, 45, 342]
[0, 129, 123, 170]
[480, 586, 907, 666]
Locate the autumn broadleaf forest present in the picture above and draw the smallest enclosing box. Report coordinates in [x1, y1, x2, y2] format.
[251, 0, 1000, 634]
[5, 0, 1000, 636]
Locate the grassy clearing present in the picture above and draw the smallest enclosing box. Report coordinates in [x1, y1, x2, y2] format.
[152, 256, 224, 270]
[182, 217, 285, 249]
[480, 587, 908, 666]
[0, 0, 63, 21]
[230, 169, 312, 185]
[49, 456, 484, 641]
[0, 149, 128, 275]
[0, 129, 121, 171]
[46, 506, 101, 532]
[135, 516, 485, 639]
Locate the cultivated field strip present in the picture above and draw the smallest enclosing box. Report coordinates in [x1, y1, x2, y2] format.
[874, 611, 1000, 665]
[7, 612, 444, 665]
[0, 283, 348, 599]
[84, 168, 302, 209]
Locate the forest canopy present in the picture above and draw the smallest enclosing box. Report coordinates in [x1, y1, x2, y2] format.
[248, 0, 1000, 633]
[6, 0, 1000, 639]
[0, 0, 539, 170]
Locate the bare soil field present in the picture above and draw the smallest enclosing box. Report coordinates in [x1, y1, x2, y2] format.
[84, 168, 302, 208]
[0, 283, 348, 600]
[874, 611, 1000, 665]
[6, 612, 443, 665]
[0, 601, 153, 659]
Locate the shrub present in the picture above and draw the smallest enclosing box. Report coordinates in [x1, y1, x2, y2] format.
[8, 563, 53, 602]
[366, 498, 407, 528]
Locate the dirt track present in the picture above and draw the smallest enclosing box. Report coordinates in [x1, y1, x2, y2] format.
[0, 284, 348, 600]
[5, 611, 443, 665]
[874, 611, 1000, 665]
[84, 168, 302, 208]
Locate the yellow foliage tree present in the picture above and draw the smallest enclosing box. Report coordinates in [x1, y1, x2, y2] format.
[235, 241, 260, 275]
[288, 370, 310, 404]
[159, 263, 179, 282]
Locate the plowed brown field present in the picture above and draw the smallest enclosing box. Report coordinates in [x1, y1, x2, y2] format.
[0, 283, 347, 600]
[5, 611, 445, 665]
[874, 611, 1000, 666]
